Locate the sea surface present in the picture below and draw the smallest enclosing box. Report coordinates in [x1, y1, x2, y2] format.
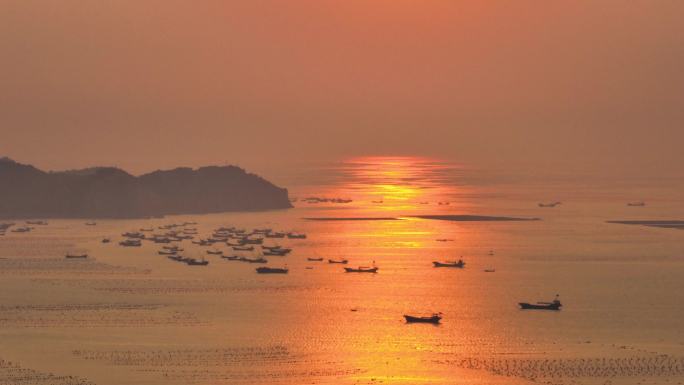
[1, 156, 683, 385]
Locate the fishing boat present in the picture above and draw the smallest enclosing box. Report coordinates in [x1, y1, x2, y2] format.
[538, 201, 561, 208]
[263, 249, 290, 256]
[206, 250, 223, 255]
[404, 313, 442, 324]
[344, 266, 378, 273]
[262, 245, 283, 250]
[119, 239, 142, 247]
[484, 268, 496, 273]
[287, 232, 307, 239]
[256, 266, 288, 274]
[101, 238, 111, 244]
[122, 231, 144, 239]
[242, 257, 268, 264]
[433, 259, 465, 268]
[233, 245, 255, 251]
[222, 255, 241, 260]
[519, 295, 562, 310]
[307, 257, 324, 261]
[162, 245, 182, 251]
[65, 253, 88, 259]
[627, 201, 646, 207]
[158, 250, 177, 255]
[186, 258, 209, 266]
[265, 232, 286, 238]
[328, 259, 349, 264]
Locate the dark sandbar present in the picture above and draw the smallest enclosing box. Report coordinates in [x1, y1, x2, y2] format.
[412, 215, 540, 222]
[607, 220, 684, 229]
[304, 217, 400, 221]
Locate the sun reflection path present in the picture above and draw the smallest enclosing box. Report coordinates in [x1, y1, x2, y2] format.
[326, 156, 468, 213]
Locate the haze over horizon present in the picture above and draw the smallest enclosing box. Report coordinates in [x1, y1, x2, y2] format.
[2, 1, 683, 180]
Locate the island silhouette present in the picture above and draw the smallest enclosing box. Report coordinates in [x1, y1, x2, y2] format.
[0, 157, 291, 219]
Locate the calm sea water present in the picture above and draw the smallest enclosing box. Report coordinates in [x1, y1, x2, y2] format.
[0, 157, 683, 385]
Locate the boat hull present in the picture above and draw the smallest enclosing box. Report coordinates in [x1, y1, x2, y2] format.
[404, 315, 442, 324]
[518, 302, 561, 310]
[433, 261, 465, 268]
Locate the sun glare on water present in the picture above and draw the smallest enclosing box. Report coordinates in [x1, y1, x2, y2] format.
[326, 156, 466, 214]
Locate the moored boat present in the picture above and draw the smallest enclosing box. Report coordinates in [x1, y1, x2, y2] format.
[65, 253, 88, 259]
[119, 239, 142, 247]
[242, 257, 268, 264]
[186, 258, 209, 266]
[433, 259, 465, 268]
[307, 257, 323, 261]
[344, 266, 378, 273]
[519, 295, 562, 310]
[627, 201, 646, 207]
[404, 313, 442, 324]
[328, 259, 348, 264]
[256, 266, 288, 274]
[287, 232, 307, 239]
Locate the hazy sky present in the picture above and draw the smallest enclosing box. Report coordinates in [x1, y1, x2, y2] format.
[1, 1, 683, 179]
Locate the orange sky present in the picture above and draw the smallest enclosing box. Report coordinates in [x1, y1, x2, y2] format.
[1, 1, 682, 179]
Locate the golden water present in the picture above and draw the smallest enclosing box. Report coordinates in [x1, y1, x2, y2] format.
[0, 157, 683, 384]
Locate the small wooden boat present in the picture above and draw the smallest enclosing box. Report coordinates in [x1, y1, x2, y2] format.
[404, 313, 442, 324]
[328, 259, 348, 264]
[206, 250, 223, 255]
[233, 246, 254, 251]
[256, 266, 288, 274]
[265, 232, 286, 238]
[344, 266, 378, 273]
[287, 232, 307, 239]
[119, 239, 142, 247]
[627, 201, 646, 207]
[263, 249, 289, 256]
[101, 238, 111, 244]
[433, 260, 465, 268]
[158, 250, 176, 255]
[243, 257, 268, 264]
[65, 253, 88, 259]
[222, 255, 240, 260]
[186, 258, 209, 266]
[261, 245, 282, 250]
[484, 268, 496, 273]
[307, 257, 324, 261]
[519, 296, 562, 310]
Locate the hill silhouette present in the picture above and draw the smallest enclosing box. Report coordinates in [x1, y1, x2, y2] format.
[0, 158, 292, 218]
